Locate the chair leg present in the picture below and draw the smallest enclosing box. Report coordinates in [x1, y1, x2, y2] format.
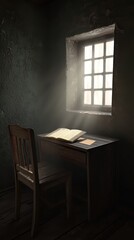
[66, 175, 72, 218]
[31, 189, 39, 238]
[15, 180, 21, 220]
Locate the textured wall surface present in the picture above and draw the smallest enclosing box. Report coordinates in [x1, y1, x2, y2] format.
[0, 0, 48, 190]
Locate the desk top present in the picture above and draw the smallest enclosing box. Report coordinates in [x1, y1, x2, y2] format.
[38, 133, 118, 152]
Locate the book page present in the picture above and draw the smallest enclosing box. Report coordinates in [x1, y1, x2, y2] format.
[62, 129, 84, 141]
[46, 128, 70, 138]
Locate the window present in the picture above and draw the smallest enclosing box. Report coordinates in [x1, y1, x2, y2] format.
[66, 24, 115, 115]
[81, 37, 114, 111]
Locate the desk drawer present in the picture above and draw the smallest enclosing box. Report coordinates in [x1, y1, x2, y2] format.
[40, 140, 87, 166]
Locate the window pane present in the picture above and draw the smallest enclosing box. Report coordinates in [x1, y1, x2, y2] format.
[105, 90, 112, 105]
[84, 45, 92, 59]
[84, 76, 92, 89]
[84, 91, 91, 104]
[106, 40, 114, 56]
[84, 61, 92, 74]
[94, 43, 104, 58]
[105, 57, 113, 72]
[105, 74, 113, 88]
[94, 75, 103, 89]
[94, 59, 103, 73]
[94, 91, 103, 105]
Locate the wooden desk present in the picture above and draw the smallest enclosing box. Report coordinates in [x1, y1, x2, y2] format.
[38, 134, 118, 221]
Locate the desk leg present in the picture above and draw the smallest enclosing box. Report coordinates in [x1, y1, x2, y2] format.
[37, 138, 43, 162]
[87, 152, 91, 221]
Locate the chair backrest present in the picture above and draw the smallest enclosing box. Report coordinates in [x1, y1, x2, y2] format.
[8, 125, 39, 190]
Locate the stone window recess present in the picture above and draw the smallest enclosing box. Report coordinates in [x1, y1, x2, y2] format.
[66, 24, 115, 115]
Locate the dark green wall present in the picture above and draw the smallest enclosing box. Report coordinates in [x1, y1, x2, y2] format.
[1, 0, 134, 206]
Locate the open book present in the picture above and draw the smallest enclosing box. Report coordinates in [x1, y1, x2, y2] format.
[40, 128, 86, 143]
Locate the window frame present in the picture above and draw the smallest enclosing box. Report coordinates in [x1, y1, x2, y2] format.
[77, 34, 114, 113]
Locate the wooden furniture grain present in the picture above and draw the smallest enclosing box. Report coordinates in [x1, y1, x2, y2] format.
[38, 133, 118, 221]
[8, 125, 72, 237]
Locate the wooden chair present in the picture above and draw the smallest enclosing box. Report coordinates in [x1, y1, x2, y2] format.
[8, 124, 72, 237]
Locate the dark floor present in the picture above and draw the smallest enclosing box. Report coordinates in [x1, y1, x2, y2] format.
[0, 187, 134, 240]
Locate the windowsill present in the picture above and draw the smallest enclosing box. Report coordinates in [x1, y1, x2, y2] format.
[66, 109, 112, 116]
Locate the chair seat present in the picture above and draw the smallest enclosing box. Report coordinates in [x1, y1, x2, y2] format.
[38, 161, 71, 185]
